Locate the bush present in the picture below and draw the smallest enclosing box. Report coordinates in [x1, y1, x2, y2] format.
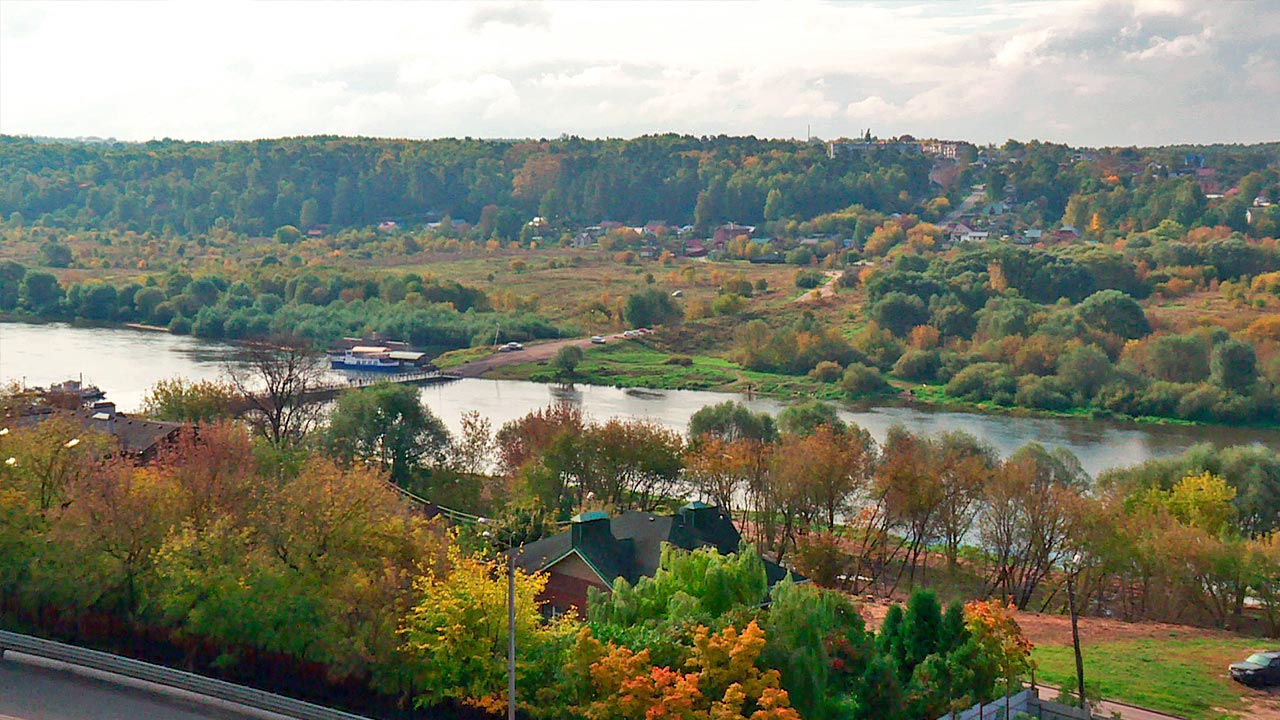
[795, 270, 824, 289]
[869, 292, 929, 337]
[786, 246, 815, 265]
[809, 360, 844, 383]
[168, 314, 192, 334]
[945, 362, 1016, 404]
[892, 349, 942, 382]
[711, 293, 746, 316]
[1015, 375, 1074, 411]
[842, 362, 892, 397]
[664, 354, 693, 366]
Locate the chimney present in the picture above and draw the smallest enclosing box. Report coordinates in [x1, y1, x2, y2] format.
[91, 400, 116, 419]
[570, 511, 612, 549]
[679, 501, 717, 532]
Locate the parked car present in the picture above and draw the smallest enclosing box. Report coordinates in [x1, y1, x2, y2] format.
[499, 341, 524, 352]
[590, 335, 606, 344]
[1229, 650, 1280, 687]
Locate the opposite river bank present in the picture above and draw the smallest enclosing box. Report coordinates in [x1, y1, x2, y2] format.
[2, 321, 1277, 479]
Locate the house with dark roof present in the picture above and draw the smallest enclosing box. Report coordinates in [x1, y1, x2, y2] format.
[9, 402, 188, 463]
[511, 502, 797, 616]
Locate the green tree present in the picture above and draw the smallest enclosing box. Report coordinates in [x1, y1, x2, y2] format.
[688, 401, 777, 444]
[40, 240, 72, 268]
[841, 363, 893, 397]
[402, 547, 571, 713]
[1056, 344, 1112, 402]
[589, 544, 768, 629]
[777, 400, 844, 436]
[322, 382, 450, 485]
[554, 344, 585, 378]
[0, 261, 24, 311]
[1076, 289, 1150, 339]
[77, 282, 118, 321]
[764, 188, 784, 221]
[623, 288, 681, 328]
[140, 377, 240, 424]
[869, 292, 929, 338]
[274, 224, 303, 244]
[20, 271, 63, 314]
[761, 580, 875, 720]
[1210, 338, 1257, 392]
[299, 197, 321, 229]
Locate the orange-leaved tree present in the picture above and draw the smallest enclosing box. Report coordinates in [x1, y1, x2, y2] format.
[552, 621, 800, 720]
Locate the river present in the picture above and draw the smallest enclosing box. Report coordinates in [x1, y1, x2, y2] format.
[2, 321, 1277, 478]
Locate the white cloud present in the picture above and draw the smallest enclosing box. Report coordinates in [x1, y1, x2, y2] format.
[846, 96, 901, 121]
[1, 0, 1276, 145]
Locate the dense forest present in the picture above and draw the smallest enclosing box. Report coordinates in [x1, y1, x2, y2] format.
[0, 134, 937, 234]
[3, 135, 1276, 240]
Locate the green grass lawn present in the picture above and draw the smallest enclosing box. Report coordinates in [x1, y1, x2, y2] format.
[490, 340, 852, 399]
[1033, 636, 1274, 720]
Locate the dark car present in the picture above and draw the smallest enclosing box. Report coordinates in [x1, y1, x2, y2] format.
[1229, 650, 1280, 687]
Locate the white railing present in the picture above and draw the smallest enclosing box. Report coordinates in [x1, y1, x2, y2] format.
[0, 630, 372, 720]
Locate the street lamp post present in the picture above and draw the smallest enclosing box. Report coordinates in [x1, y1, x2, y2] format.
[506, 549, 515, 720]
[1066, 551, 1087, 714]
[483, 528, 517, 720]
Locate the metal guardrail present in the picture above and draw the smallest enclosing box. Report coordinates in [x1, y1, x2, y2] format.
[0, 630, 373, 720]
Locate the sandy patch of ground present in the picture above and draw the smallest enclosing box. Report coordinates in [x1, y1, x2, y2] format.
[858, 601, 1236, 646]
[452, 336, 593, 377]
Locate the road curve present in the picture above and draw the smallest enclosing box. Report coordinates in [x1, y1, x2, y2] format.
[452, 336, 597, 378]
[0, 657, 259, 720]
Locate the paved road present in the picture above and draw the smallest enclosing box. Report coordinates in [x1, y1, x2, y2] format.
[0, 658, 258, 720]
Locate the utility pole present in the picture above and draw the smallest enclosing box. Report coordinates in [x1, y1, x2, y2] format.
[1066, 552, 1087, 714]
[507, 552, 516, 720]
[485, 527, 517, 720]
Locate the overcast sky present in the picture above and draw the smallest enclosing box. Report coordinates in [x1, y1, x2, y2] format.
[2, 1, 1277, 147]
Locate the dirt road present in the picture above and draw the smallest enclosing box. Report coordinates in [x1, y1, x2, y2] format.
[452, 336, 596, 378]
[794, 271, 842, 303]
[943, 183, 986, 224]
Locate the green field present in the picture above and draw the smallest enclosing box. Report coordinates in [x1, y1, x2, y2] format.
[485, 339, 854, 399]
[1033, 636, 1276, 720]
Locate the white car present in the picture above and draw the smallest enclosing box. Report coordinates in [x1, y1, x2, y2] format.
[499, 341, 524, 352]
[590, 335, 606, 344]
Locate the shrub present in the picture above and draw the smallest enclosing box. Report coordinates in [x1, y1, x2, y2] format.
[711, 293, 746, 316]
[893, 349, 942, 383]
[1015, 375, 1074, 411]
[808, 360, 843, 383]
[795, 270, 824, 289]
[945, 362, 1016, 404]
[664, 355, 694, 366]
[841, 362, 892, 397]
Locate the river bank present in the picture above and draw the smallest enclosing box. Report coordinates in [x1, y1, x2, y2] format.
[453, 335, 1280, 432]
[4, 321, 1279, 479]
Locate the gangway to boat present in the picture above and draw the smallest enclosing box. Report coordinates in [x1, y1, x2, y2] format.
[235, 369, 461, 414]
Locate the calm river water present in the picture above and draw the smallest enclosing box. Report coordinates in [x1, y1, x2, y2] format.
[2, 321, 1276, 478]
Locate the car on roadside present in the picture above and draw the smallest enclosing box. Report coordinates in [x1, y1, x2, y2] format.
[590, 335, 606, 344]
[1229, 650, 1280, 687]
[498, 341, 524, 352]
